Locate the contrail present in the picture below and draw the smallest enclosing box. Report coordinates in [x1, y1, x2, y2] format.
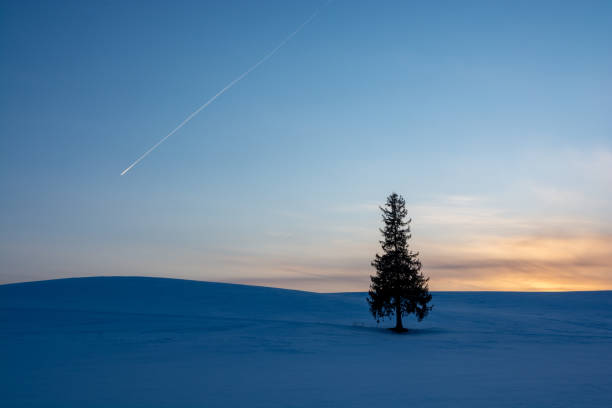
[121, 7, 323, 176]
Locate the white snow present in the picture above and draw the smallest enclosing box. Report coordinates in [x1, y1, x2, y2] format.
[1, 276, 611, 407]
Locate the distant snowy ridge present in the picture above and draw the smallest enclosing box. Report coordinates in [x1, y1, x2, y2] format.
[0, 276, 369, 324]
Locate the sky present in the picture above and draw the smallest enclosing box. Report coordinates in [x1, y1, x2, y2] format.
[1, 0, 611, 292]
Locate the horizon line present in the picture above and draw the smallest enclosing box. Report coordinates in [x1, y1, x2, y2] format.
[2, 275, 611, 294]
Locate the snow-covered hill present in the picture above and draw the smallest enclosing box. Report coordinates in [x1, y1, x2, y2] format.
[1, 277, 611, 407]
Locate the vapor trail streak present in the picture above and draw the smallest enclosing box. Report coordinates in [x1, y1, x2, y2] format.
[121, 8, 322, 176]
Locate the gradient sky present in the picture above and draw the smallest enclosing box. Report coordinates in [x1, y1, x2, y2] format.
[1, 0, 611, 291]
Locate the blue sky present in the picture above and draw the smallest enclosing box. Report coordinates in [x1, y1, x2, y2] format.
[1, 0, 611, 291]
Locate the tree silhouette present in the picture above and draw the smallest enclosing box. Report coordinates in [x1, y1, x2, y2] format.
[368, 193, 432, 332]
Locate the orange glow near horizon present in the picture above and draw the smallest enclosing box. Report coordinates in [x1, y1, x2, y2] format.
[222, 233, 612, 293]
[409, 234, 611, 292]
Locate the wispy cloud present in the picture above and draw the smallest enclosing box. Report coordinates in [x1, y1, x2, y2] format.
[422, 233, 612, 291]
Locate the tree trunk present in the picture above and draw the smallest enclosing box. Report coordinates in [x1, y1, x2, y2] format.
[395, 302, 403, 330]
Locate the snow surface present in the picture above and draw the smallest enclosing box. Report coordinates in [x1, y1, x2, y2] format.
[1, 276, 611, 407]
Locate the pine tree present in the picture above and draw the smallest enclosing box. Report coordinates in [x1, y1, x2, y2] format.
[368, 193, 432, 332]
